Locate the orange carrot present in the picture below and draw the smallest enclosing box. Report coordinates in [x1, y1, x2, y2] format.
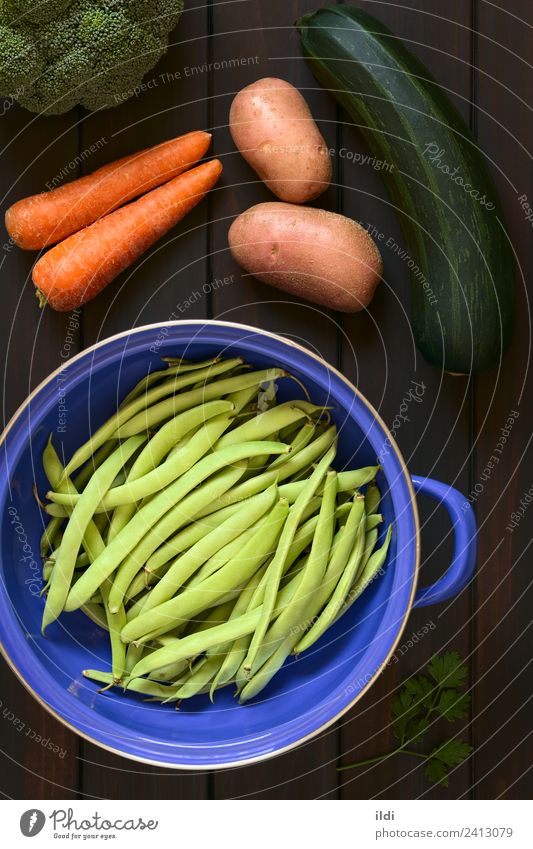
[6, 131, 212, 250]
[32, 159, 223, 312]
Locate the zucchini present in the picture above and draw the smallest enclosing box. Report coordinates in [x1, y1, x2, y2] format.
[297, 6, 514, 373]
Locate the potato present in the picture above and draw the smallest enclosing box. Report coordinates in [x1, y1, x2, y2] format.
[228, 202, 383, 312]
[229, 77, 332, 203]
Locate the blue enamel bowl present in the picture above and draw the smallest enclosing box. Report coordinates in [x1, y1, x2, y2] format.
[0, 321, 477, 768]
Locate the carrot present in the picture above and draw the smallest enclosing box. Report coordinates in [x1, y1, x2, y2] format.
[32, 159, 223, 312]
[5, 131, 212, 250]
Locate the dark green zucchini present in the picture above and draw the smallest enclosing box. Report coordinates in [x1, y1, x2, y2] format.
[297, 5, 514, 373]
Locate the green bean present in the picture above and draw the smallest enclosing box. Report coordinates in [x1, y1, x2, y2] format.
[121, 484, 281, 628]
[80, 602, 108, 630]
[164, 499, 322, 626]
[42, 433, 67, 488]
[190, 426, 337, 521]
[42, 559, 54, 583]
[226, 384, 263, 415]
[40, 515, 64, 554]
[241, 452, 271, 481]
[50, 411, 236, 511]
[268, 420, 319, 470]
[191, 361, 249, 390]
[185, 522, 263, 589]
[100, 579, 127, 683]
[232, 549, 316, 686]
[335, 526, 392, 623]
[124, 642, 145, 676]
[147, 634, 191, 682]
[120, 357, 219, 407]
[246, 473, 338, 677]
[64, 441, 288, 613]
[150, 659, 191, 684]
[187, 468, 364, 525]
[110, 462, 248, 611]
[278, 418, 306, 442]
[128, 605, 263, 681]
[42, 435, 145, 632]
[216, 401, 321, 449]
[41, 443, 119, 530]
[291, 494, 366, 654]
[207, 560, 270, 674]
[41, 437, 105, 568]
[212, 635, 250, 694]
[181, 599, 236, 637]
[145, 499, 261, 577]
[188, 494, 320, 590]
[215, 545, 316, 692]
[242, 508, 331, 616]
[117, 368, 284, 437]
[365, 482, 381, 515]
[125, 560, 171, 601]
[75, 439, 119, 488]
[121, 498, 289, 643]
[291, 510, 368, 654]
[62, 358, 241, 479]
[93, 511, 111, 539]
[42, 550, 90, 583]
[42, 503, 69, 519]
[277, 468, 379, 503]
[107, 400, 234, 542]
[83, 669, 171, 699]
[366, 513, 383, 531]
[202, 512, 348, 682]
[165, 655, 223, 702]
[145, 491, 318, 580]
[41, 355, 389, 705]
[239, 633, 296, 703]
[360, 527, 379, 571]
[243, 442, 336, 674]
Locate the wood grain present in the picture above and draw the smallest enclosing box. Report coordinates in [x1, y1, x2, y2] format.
[0, 0, 530, 800]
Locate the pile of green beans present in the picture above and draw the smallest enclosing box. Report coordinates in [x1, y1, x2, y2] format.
[38, 355, 391, 705]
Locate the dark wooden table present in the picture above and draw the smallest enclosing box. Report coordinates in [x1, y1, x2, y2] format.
[1, 0, 531, 800]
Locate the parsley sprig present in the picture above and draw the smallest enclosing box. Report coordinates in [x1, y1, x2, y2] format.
[339, 652, 473, 787]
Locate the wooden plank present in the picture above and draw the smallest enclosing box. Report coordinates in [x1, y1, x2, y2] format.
[0, 103, 80, 796]
[0, 0, 529, 803]
[209, 0, 341, 799]
[76, 6, 211, 798]
[336, 0, 475, 799]
[81, 4, 215, 345]
[79, 744, 210, 800]
[472, 0, 533, 799]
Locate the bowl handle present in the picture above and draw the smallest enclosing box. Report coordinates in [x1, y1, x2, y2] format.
[411, 475, 477, 607]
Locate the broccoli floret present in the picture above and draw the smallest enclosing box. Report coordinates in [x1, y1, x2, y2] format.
[0, 0, 184, 115]
[3, 1, 71, 26]
[114, 1, 184, 39]
[0, 23, 43, 95]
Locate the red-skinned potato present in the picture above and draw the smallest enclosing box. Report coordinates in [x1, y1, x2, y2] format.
[229, 78, 332, 203]
[228, 202, 383, 312]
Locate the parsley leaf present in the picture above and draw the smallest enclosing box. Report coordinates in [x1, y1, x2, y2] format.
[435, 689, 471, 721]
[425, 738, 473, 784]
[404, 716, 429, 745]
[403, 674, 434, 707]
[339, 653, 472, 787]
[425, 757, 450, 787]
[430, 738, 473, 767]
[391, 689, 419, 741]
[427, 652, 468, 690]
